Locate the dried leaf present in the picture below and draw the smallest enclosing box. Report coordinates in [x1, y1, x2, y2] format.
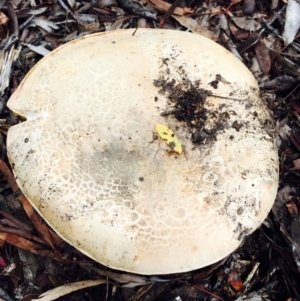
[291, 220, 300, 258]
[110, 17, 133, 30]
[86, 266, 150, 286]
[137, 18, 149, 28]
[77, 14, 98, 23]
[259, 75, 300, 91]
[0, 232, 61, 260]
[0, 210, 33, 231]
[0, 255, 7, 267]
[286, 201, 298, 214]
[124, 282, 175, 299]
[149, 0, 193, 15]
[78, 15, 99, 33]
[291, 158, 300, 170]
[82, 262, 171, 288]
[253, 39, 271, 75]
[0, 159, 56, 248]
[6, 2, 18, 36]
[272, 186, 295, 220]
[271, 0, 279, 9]
[276, 119, 291, 141]
[242, 0, 255, 15]
[66, 0, 76, 8]
[270, 42, 300, 77]
[172, 15, 218, 41]
[231, 281, 245, 291]
[31, 280, 106, 301]
[18, 249, 38, 285]
[98, 0, 118, 8]
[10, 0, 23, 7]
[23, 43, 51, 56]
[237, 35, 259, 53]
[118, 0, 157, 19]
[0, 225, 33, 243]
[34, 18, 59, 33]
[209, 6, 222, 18]
[218, 14, 230, 35]
[0, 0, 6, 9]
[291, 99, 300, 113]
[282, 0, 300, 45]
[0, 11, 8, 26]
[0, 46, 21, 102]
[228, 21, 240, 36]
[223, 0, 241, 15]
[231, 16, 262, 31]
[290, 133, 300, 152]
[219, 31, 243, 60]
[20, 294, 41, 301]
[2, 262, 16, 275]
[156, 124, 182, 154]
[29, 7, 48, 15]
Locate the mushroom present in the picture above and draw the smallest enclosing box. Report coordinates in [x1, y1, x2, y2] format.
[6, 29, 278, 275]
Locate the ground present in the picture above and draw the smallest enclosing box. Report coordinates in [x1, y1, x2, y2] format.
[0, 0, 300, 300]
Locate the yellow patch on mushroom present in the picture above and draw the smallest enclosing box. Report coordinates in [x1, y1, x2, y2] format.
[156, 124, 182, 154]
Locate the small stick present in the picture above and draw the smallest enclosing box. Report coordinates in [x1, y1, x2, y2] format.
[132, 26, 138, 36]
[210, 94, 247, 101]
[159, 0, 181, 28]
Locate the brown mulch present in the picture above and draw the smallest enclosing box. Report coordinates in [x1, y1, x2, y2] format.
[0, 0, 300, 300]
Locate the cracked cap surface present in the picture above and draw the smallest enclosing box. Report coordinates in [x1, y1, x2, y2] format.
[7, 29, 278, 274]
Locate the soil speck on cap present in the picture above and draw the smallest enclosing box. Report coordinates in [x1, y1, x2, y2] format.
[153, 60, 231, 145]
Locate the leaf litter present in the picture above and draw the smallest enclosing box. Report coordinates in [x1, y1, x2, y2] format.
[0, 0, 300, 300]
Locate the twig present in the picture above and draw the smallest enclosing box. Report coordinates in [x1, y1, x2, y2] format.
[159, 0, 181, 28]
[57, 0, 79, 21]
[243, 262, 260, 292]
[6, 1, 19, 37]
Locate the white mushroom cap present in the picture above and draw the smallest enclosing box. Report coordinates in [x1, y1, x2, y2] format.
[7, 29, 278, 275]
